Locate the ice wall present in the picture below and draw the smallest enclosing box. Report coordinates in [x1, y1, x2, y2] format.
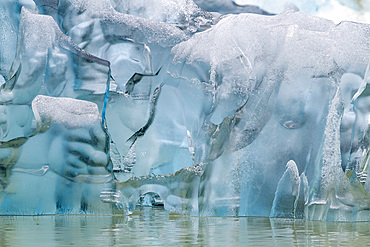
[1, 0, 370, 221]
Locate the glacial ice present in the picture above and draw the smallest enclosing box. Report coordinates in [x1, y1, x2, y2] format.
[1, 0, 370, 221]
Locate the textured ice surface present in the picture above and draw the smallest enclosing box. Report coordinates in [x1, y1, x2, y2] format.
[0, 6, 112, 214]
[1, 0, 370, 221]
[2, 95, 111, 214]
[0, 0, 36, 78]
[110, 0, 219, 34]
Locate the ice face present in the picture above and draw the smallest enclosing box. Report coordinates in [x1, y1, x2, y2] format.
[1, 0, 370, 221]
[102, 11, 370, 220]
[0, 0, 36, 78]
[3, 95, 111, 214]
[49, 0, 188, 100]
[0, 6, 112, 214]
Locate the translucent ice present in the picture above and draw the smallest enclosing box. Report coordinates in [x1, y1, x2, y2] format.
[110, 0, 219, 34]
[1, 0, 370, 221]
[0, 7, 112, 214]
[1, 95, 112, 214]
[107, 11, 370, 220]
[0, 0, 36, 78]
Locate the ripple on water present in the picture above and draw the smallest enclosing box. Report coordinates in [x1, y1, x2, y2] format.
[0, 208, 370, 246]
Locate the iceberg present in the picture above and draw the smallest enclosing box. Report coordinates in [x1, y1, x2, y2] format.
[1, 0, 370, 221]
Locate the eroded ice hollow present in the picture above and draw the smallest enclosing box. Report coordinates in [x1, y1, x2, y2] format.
[1, 0, 370, 221]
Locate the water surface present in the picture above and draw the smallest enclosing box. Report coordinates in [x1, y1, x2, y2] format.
[1, 207, 369, 246]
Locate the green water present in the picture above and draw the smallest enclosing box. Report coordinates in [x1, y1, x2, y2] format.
[0, 207, 369, 246]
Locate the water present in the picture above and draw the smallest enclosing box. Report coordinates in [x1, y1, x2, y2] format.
[1, 207, 370, 246]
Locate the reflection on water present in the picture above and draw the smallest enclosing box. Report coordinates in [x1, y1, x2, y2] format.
[1, 207, 370, 246]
